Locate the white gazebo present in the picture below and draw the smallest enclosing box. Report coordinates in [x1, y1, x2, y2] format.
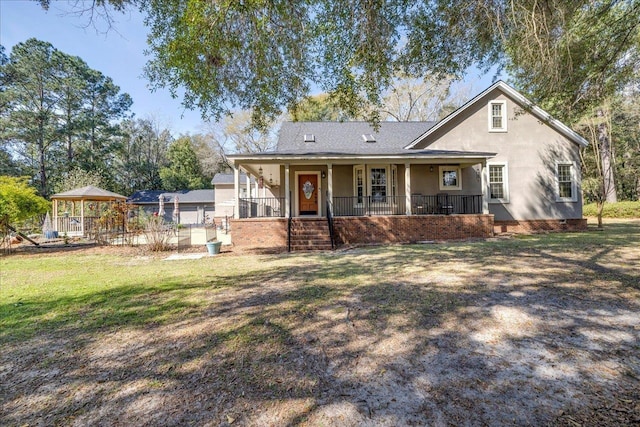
[51, 186, 127, 237]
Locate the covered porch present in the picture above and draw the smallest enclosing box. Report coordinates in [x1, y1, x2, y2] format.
[230, 153, 495, 220]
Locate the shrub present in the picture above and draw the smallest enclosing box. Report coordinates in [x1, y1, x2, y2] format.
[143, 214, 171, 252]
[583, 201, 640, 218]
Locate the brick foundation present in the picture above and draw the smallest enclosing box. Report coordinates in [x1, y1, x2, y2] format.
[333, 215, 494, 245]
[494, 218, 588, 234]
[231, 216, 587, 251]
[230, 218, 288, 250]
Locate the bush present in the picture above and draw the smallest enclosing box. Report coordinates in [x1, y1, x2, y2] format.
[143, 214, 171, 252]
[583, 201, 640, 218]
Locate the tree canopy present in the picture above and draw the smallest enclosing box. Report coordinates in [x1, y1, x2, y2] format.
[0, 38, 132, 196]
[42, 0, 639, 128]
[0, 176, 50, 225]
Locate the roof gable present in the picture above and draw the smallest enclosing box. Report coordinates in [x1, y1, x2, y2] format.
[405, 81, 589, 149]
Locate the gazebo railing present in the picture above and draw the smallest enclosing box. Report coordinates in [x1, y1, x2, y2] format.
[56, 216, 101, 235]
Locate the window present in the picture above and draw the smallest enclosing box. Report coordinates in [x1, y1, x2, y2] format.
[370, 167, 387, 202]
[488, 163, 509, 203]
[488, 100, 507, 132]
[556, 163, 577, 202]
[439, 166, 462, 191]
[352, 165, 398, 203]
[354, 166, 364, 203]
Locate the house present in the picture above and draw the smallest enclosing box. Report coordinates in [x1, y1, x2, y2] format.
[128, 189, 215, 224]
[227, 81, 588, 251]
[212, 172, 277, 219]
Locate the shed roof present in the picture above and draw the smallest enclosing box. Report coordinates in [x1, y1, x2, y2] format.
[211, 173, 254, 185]
[128, 189, 215, 204]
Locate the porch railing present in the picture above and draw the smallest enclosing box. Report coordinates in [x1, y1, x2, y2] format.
[55, 216, 101, 235]
[332, 194, 483, 216]
[332, 195, 407, 216]
[410, 194, 483, 215]
[238, 197, 285, 219]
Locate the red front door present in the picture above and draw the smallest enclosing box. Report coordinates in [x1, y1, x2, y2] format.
[298, 174, 318, 215]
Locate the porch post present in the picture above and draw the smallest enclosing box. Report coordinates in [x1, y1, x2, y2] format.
[245, 173, 252, 218]
[53, 199, 58, 231]
[233, 166, 240, 218]
[327, 163, 333, 216]
[481, 160, 489, 214]
[80, 199, 85, 236]
[284, 164, 291, 217]
[405, 163, 412, 215]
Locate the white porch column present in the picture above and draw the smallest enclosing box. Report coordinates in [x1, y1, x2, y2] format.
[327, 163, 333, 216]
[233, 166, 240, 218]
[405, 163, 412, 215]
[245, 173, 252, 218]
[481, 160, 489, 214]
[284, 164, 291, 218]
[80, 200, 85, 236]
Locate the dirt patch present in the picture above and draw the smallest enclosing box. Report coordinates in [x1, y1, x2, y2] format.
[1, 224, 639, 426]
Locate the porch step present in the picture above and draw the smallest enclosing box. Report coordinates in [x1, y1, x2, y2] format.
[289, 218, 333, 251]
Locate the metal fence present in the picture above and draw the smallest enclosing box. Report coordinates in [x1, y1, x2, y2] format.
[332, 195, 407, 216]
[238, 197, 285, 218]
[332, 194, 483, 216]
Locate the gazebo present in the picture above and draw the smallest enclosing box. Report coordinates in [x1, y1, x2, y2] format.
[51, 185, 127, 237]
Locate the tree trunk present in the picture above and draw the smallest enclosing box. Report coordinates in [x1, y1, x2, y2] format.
[596, 200, 604, 229]
[596, 109, 617, 203]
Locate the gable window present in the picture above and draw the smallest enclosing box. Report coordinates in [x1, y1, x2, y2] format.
[556, 162, 577, 202]
[488, 100, 507, 132]
[488, 163, 509, 203]
[439, 166, 462, 191]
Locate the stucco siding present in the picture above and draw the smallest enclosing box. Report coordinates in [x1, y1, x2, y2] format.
[420, 89, 583, 220]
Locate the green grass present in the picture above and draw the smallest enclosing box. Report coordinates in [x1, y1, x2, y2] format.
[583, 200, 640, 218]
[2, 218, 638, 346]
[1, 219, 639, 426]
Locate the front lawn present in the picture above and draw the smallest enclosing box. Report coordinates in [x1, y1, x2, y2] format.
[1, 219, 639, 426]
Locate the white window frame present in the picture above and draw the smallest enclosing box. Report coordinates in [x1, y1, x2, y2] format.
[487, 162, 509, 203]
[353, 164, 398, 203]
[353, 165, 365, 205]
[555, 161, 577, 202]
[488, 100, 507, 132]
[439, 165, 462, 191]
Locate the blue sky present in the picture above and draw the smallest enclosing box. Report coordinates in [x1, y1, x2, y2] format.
[1, 1, 499, 135]
[0, 1, 203, 135]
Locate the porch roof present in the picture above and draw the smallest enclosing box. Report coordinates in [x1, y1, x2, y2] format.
[228, 149, 497, 164]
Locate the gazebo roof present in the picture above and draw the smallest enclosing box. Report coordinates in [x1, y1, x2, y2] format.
[51, 185, 127, 201]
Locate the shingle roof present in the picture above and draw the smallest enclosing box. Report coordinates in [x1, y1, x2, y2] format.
[211, 173, 254, 185]
[275, 121, 436, 155]
[51, 185, 127, 200]
[128, 189, 214, 204]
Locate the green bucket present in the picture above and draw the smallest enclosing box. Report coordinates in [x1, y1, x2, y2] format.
[206, 241, 222, 255]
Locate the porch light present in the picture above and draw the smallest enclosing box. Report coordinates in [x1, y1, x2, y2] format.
[304, 134, 315, 143]
[258, 166, 263, 177]
[430, 165, 434, 172]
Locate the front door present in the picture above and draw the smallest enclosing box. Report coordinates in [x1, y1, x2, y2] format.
[298, 174, 318, 215]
